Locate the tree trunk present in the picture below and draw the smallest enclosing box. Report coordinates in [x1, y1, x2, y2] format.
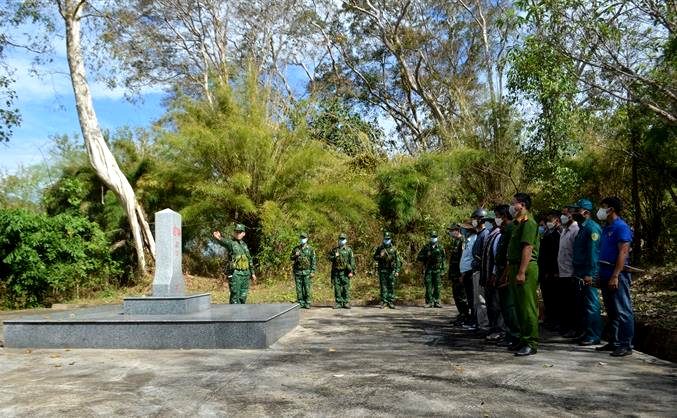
[61, 0, 155, 276]
[629, 108, 642, 264]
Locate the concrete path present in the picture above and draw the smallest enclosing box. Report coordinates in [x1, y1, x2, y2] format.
[1, 306, 675, 417]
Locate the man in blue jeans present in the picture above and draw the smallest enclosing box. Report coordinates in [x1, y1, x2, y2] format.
[595, 196, 635, 357]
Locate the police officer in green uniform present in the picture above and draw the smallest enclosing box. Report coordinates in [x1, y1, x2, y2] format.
[373, 231, 402, 309]
[507, 193, 540, 356]
[447, 223, 469, 323]
[417, 231, 446, 308]
[291, 232, 317, 309]
[212, 224, 256, 304]
[328, 233, 356, 309]
[571, 198, 603, 345]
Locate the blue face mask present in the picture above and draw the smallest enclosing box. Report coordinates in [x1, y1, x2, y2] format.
[431, 237, 438, 244]
[384, 239, 392, 246]
[538, 226, 545, 235]
[300, 238, 308, 245]
[339, 239, 347, 246]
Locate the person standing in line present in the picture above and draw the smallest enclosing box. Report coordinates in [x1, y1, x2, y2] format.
[328, 233, 356, 309]
[417, 231, 446, 308]
[290, 232, 317, 309]
[373, 231, 402, 309]
[558, 205, 581, 338]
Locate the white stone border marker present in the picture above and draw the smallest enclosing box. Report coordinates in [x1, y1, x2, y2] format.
[152, 209, 186, 296]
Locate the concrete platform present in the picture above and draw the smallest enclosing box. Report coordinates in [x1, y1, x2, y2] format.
[3, 303, 299, 349]
[123, 293, 212, 315]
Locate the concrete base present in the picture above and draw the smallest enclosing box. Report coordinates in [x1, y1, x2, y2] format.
[123, 293, 212, 315]
[3, 304, 299, 349]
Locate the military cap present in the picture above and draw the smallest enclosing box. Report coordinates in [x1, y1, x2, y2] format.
[471, 208, 488, 218]
[447, 222, 461, 230]
[234, 223, 246, 232]
[430, 230, 438, 237]
[299, 232, 308, 238]
[383, 231, 392, 239]
[573, 198, 593, 211]
[338, 233, 347, 239]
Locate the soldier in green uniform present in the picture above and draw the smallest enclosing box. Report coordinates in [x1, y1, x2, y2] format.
[327, 233, 356, 309]
[447, 223, 469, 324]
[507, 193, 540, 356]
[290, 232, 317, 309]
[417, 231, 446, 308]
[373, 231, 402, 309]
[212, 224, 256, 304]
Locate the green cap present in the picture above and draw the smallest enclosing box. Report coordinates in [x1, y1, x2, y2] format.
[338, 233, 347, 239]
[447, 223, 461, 230]
[300, 232, 308, 238]
[430, 230, 438, 237]
[574, 198, 593, 211]
[384, 231, 392, 239]
[234, 223, 246, 232]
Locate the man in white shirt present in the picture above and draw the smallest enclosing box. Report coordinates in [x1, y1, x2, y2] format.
[557, 205, 581, 338]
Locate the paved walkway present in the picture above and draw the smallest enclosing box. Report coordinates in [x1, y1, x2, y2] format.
[1, 306, 675, 417]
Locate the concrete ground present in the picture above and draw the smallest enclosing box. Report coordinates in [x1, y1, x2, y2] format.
[0, 306, 675, 417]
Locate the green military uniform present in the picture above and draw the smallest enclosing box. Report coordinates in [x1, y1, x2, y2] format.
[215, 224, 255, 304]
[507, 212, 540, 349]
[447, 224, 469, 320]
[417, 231, 446, 308]
[290, 232, 317, 309]
[495, 222, 520, 344]
[327, 233, 356, 308]
[373, 232, 401, 308]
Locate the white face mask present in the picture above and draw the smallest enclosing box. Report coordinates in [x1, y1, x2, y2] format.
[597, 208, 609, 221]
[471, 219, 479, 228]
[495, 218, 504, 227]
[431, 237, 438, 244]
[560, 214, 570, 224]
[300, 238, 308, 245]
[339, 239, 347, 246]
[383, 239, 392, 246]
[546, 221, 556, 230]
[509, 205, 518, 217]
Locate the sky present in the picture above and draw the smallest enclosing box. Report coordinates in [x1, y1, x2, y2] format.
[0, 30, 167, 175]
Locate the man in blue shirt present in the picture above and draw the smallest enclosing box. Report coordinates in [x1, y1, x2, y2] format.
[595, 196, 635, 357]
[571, 198, 603, 346]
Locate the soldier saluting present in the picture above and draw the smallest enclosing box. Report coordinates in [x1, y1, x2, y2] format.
[212, 224, 256, 304]
[328, 233, 356, 309]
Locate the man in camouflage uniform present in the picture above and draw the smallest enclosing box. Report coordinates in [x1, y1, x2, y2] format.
[373, 231, 401, 309]
[290, 232, 317, 309]
[327, 233, 356, 309]
[212, 224, 256, 304]
[417, 231, 446, 308]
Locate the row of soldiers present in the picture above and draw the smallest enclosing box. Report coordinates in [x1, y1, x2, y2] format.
[212, 193, 635, 358]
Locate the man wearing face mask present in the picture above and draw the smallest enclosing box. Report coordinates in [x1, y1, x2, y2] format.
[328, 233, 356, 309]
[481, 211, 505, 342]
[493, 204, 521, 348]
[447, 223, 470, 324]
[506, 193, 540, 356]
[571, 198, 603, 346]
[290, 232, 317, 309]
[212, 224, 257, 304]
[558, 205, 581, 338]
[595, 197, 634, 357]
[373, 231, 402, 309]
[471, 208, 490, 328]
[417, 231, 446, 308]
[459, 225, 478, 329]
[538, 211, 562, 331]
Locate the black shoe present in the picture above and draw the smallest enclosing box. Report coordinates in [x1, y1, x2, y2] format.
[515, 346, 537, 356]
[508, 342, 523, 351]
[463, 324, 479, 331]
[433, 303, 442, 308]
[595, 343, 616, 352]
[578, 339, 601, 346]
[388, 303, 396, 309]
[610, 347, 633, 357]
[572, 334, 586, 343]
[563, 330, 579, 338]
[496, 339, 513, 347]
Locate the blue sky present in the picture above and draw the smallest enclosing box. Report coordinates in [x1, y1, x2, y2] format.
[0, 34, 167, 174]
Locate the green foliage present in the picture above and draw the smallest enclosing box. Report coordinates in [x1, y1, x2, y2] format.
[0, 208, 121, 308]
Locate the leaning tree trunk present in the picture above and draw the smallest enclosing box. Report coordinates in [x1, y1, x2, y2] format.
[62, 0, 155, 275]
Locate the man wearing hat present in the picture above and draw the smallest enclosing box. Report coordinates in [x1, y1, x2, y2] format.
[212, 224, 256, 304]
[571, 198, 603, 346]
[447, 223, 469, 324]
[290, 232, 317, 309]
[373, 231, 402, 308]
[328, 233, 356, 309]
[417, 230, 446, 308]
